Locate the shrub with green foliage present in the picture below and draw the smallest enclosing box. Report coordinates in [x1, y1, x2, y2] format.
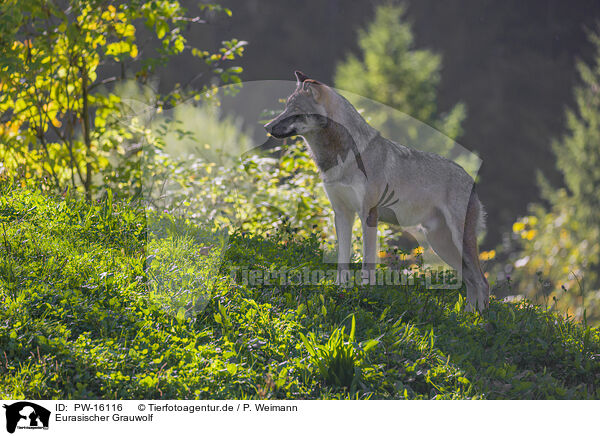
[495, 30, 600, 324]
[0, 0, 244, 199]
[1, 184, 599, 399]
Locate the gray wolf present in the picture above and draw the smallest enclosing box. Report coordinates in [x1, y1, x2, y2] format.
[264, 71, 489, 311]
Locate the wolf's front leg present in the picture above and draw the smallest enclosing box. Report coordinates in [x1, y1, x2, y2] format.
[334, 207, 355, 287]
[360, 207, 378, 285]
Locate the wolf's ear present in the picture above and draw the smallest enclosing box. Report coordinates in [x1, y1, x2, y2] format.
[295, 71, 324, 101]
[295, 70, 310, 84]
[303, 81, 322, 101]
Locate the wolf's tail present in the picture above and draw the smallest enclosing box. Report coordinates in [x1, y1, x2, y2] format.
[472, 190, 487, 237]
[477, 202, 487, 236]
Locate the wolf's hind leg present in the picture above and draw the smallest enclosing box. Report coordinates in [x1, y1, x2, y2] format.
[423, 213, 462, 283]
[424, 208, 487, 311]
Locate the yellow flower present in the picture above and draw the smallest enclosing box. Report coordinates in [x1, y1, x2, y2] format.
[412, 246, 424, 257]
[513, 222, 525, 233]
[528, 216, 538, 226]
[479, 250, 496, 261]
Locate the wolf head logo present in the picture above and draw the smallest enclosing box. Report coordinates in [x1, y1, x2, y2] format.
[3, 402, 51, 434]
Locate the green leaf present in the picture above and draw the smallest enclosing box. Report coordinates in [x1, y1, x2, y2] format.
[349, 314, 356, 342]
[156, 20, 168, 39]
[361, 339, 379, 352]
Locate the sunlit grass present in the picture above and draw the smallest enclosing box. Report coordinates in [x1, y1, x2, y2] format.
[0, 185, 599, 399]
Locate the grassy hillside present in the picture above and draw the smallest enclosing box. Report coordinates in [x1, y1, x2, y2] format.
[1, 185, 599, 399]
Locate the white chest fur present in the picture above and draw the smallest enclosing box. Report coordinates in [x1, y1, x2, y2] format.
[323, 179, 366, 214]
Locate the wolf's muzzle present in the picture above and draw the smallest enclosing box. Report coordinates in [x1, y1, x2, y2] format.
[264, 117, 297, 139]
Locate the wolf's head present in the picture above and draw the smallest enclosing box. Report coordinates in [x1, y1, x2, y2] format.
[264, 71, 331, 138]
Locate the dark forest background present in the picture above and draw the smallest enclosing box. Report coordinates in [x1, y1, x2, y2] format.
[5, 0, 600, 401]
[165, 0, 600, 246]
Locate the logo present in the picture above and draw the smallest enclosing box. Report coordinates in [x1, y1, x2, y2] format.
[2, 402, 50, 434]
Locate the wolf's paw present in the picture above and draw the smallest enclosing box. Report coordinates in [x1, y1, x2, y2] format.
[466, 294, 489, 313]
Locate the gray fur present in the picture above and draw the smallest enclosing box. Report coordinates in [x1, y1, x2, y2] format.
[265, 72, 490, 311]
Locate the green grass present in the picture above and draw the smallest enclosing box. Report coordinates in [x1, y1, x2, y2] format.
[1, 185, 599, 399]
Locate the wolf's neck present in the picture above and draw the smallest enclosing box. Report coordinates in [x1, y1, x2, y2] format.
[302, 113, 376, 177]
[308, 100, 377, 148]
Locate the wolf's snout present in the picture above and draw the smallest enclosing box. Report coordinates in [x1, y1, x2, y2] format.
[264, 120, 274, 135]
[265, 118, 294, 138]
[265, 119, 285, 137]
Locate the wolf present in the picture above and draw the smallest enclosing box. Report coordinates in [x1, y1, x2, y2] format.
[264, 71, 489, 311]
